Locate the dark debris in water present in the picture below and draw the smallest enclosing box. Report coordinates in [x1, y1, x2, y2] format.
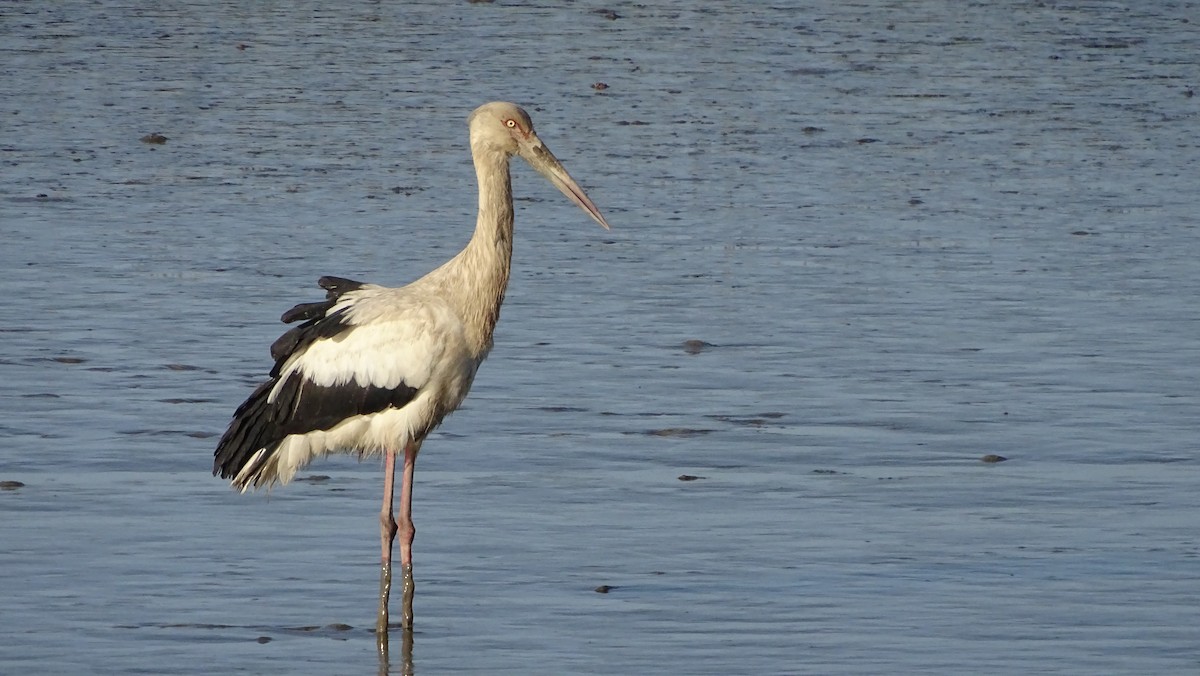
[119, 428, 200, 436]
[682, 339, 716, 354]
[1070, 37, 1145, 49]
[707, 412, 786, 427]
[140, 133, 168, 144]
[296, 474, 332, 483]
[536, 405, 589, 413]
[1, 480, 26, 490]
[284, 623, 355, 635]
[145, 622, 230, 629]
[8, 194, 73, 203]
[594, 584, 617, 593]
[677, 474, 706, 481]
[981, 454, 1008, 463]
[256, 636, 272, 644]
[642, 428, 714, 438]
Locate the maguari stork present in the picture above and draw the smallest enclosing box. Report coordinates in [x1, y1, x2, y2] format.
[213, 102, 610, 641]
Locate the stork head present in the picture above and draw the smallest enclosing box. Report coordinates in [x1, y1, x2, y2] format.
[468, 101, 610, 230]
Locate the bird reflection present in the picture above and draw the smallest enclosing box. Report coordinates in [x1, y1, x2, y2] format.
[377, 626, 414, 675]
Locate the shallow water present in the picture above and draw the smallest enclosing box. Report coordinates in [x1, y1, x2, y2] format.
[3, 1, 1199, 673]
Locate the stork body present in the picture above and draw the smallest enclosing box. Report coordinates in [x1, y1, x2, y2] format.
[213, 102, 609, 643]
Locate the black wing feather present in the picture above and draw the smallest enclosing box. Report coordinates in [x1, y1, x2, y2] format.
[214, 276, 420, 485]
[269, 276, 368, 363]
[276, 373, 419, 436]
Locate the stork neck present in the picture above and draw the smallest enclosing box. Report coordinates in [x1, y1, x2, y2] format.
[471, 147, 516, 252]
[454, 146, 515, 354]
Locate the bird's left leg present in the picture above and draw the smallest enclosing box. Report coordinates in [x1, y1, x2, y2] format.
[397, 440, 419, 629]
[377, 450, 399, 643]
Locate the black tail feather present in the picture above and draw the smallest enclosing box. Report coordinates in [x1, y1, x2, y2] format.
[213, 379, 279, 481]
[216, 276, 370, 485]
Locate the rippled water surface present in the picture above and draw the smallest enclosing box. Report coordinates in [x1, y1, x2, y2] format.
[3, 1, 1199, 674]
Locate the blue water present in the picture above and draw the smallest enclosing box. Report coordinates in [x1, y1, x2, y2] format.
[3, 1, 1198, 673]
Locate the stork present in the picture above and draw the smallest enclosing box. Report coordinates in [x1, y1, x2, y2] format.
[213, 102, 610, 642]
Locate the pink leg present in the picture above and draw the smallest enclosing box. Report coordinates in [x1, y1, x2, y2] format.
[397, 441, 418, 629]
[376, 450, 399, 642]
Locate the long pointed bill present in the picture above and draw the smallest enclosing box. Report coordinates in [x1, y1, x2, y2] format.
[519, 137, 611, 230]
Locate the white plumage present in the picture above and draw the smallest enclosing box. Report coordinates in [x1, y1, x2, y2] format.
[213, 102, 610, 642]
[243, 291, 474, 487]
[278, 295, 466, 398]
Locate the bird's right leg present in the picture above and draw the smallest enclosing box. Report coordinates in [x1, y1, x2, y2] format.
[396, 441, 419, 630]
[377, 449, 399, 645]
